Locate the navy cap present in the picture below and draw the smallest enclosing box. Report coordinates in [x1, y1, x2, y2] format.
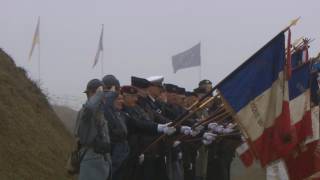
[84, 79, 103, 93]
[102, 74, 120, 88]
[164, 83, 179, 93]
[185, 91, 198, 97]
[131, 76, 151, 89]
[121, 86, 138, 95]
[199, 79, 212, 86]
[177, 87, 186, 95]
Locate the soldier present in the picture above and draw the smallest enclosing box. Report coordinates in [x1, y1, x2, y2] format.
[181, 92, 200, 180]
[75, 79, 111, 180]
[197, 79, 241, 180]
[121, 85, 176, 180]
[103, 91, 129, 180]
[130, 76, 175, 180]
[102, 74, 120, 92]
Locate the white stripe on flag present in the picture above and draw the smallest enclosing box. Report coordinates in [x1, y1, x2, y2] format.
[237, 72, 285, 141]
[305, 106, 320, 144]
[289, 89, 310, 125]
[266, 160, 289, 180]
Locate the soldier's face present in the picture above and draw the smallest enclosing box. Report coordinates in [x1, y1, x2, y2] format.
[114, 95, 124, 110]
[148, 86, 161, 98]
[200, 84, 212, 93]
[157, 92, 167, 103]
[123, 94, 138, 107]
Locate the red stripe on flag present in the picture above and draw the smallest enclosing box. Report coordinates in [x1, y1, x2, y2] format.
[285, 141, 320, 180]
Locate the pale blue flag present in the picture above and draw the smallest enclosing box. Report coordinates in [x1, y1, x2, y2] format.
[172, 43, 201, 73]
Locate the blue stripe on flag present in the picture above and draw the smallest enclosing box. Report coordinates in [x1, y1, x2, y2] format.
[218, 33, 285, 112]
[288, 63, 310, 100]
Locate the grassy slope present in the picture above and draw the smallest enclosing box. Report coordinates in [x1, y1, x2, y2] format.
[0, 49, 73, 180]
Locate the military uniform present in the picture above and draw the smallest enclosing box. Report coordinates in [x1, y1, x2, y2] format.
[75, 87, 111, 180]
[103, 91, 129, 180]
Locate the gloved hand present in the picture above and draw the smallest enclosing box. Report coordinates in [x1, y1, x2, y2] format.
[222, 127, 234, 134]
[158, 122, 176, 135]
[180, 126, 192, 135]
[203, 132, 217, 141]
[191, 125, 204, 137]
[213, 125, 224, 133]
[173, 140, 181, 147]
[208, 123, 218, 131]
[139, 154, 145, 164]
[227, 123, 235, 128]
[178, 152, 183, 160]
[202, 139, 213, 145]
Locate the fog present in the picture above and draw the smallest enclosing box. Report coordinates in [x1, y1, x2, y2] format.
[1, 0, 319, 109]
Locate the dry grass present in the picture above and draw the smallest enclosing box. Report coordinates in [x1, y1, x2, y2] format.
[0, 49, 74, 180]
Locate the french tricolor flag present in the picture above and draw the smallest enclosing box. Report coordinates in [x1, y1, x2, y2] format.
[236, 141, 254, 167]
[288, 62, 312, 144]
[217, 32, 293, 166]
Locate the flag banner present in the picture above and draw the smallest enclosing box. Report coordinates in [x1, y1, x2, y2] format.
[28, 17, 40, 61]
[172, 43, 201, 73]
[266, 160, 289, 180]
[236, 142, 254, 167]
[305, 106, 320, 144]
[93, 26, 104, 68]
[291, 50, 303, 68]
[284, 105, 320, 180]
[285, 141, 320, 180]
[217, 32, 288, 166]
[310, 72, 319, 106]
[288, 62, 312, 144]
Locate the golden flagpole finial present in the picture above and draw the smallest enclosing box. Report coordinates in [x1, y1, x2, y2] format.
[284, 17, 301, 31]
[290, 17, 301, 27]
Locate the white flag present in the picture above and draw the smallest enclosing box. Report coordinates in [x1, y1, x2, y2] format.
[93, 25, 104, 68]
[28, 17, 40, 61]
[172, 43, 201, 73]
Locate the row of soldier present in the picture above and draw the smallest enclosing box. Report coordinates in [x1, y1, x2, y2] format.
[73, 74, 243, 180]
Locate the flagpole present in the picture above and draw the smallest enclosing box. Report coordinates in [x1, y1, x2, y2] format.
[101, 24, 104, 77]
[101, 49, 104, 77]
[199, 42, 202, 81]
[38, 16, 41, 83]
[38, 40, 41, 83]
[198, 65, 201, 82]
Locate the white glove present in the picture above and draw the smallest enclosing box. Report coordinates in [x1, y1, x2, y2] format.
[208, 123, 218, 131]
[202, 139, 213, 145]
[163, 126, 176, 135]
[213, 125, 224, 133]
[203, 132, 217, 141]
[222, 127, 234, 134]
[178, 152, 183, 160]
[139, 154, 145, 164]
[158, 122, 176, 135]
[173, 141, 181, 147]
[180, 126, 192, 135]
[227, 123, 235, 128]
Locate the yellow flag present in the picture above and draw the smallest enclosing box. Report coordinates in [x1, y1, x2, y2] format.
[28, 17, 40, 61]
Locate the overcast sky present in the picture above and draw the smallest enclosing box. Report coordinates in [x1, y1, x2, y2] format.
[1, 0, 319, 109]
